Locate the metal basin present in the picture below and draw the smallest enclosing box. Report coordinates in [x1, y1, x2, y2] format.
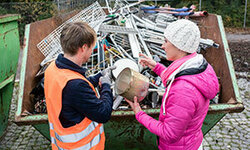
[115, 68, 149, 102]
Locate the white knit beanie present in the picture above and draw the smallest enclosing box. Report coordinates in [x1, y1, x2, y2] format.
[164, 19, 200, 53]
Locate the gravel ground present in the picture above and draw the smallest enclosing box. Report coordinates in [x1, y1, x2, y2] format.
[0, 37, 249, 150]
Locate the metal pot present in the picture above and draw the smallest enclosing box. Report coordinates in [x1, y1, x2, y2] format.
[115, 68, 149, 102]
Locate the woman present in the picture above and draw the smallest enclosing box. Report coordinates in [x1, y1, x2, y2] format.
[126, 19, 219, 150]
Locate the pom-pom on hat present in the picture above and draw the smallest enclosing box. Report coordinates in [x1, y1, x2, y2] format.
[164, 19, 200, 53]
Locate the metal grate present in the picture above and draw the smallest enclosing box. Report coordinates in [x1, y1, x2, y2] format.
[37, 1, 106, 66]
[99, 24, 138, 34]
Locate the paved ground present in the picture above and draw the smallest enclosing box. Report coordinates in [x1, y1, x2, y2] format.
[226, 33, 250, 43]
[0, 37, 249, 149]
[203, 76, 250, 150]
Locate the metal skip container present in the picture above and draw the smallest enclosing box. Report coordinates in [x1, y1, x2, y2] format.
[13, 11, 244, 150]
[115, 68, 149, 102]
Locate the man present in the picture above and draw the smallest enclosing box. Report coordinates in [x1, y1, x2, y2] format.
[44, 22, 114, 150]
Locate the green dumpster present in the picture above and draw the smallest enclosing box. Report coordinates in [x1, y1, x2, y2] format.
[0, 14, 20, 138]
[14, 13, 244, 149]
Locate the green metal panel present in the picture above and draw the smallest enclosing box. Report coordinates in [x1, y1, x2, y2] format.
[217, 15, 242, 104]
[202, 113, 226, 135]
[0, 14, 20, 138]
[33, 123, 50, 141]
[16, 24, 29, 118]
[32, 113, 226, 149]
[105, 117, 158, 150]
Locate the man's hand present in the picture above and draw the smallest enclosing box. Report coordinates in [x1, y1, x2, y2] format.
[125, 96, 142, 115]
[100, 74, 111, 85]
[101, 66, 117, 78]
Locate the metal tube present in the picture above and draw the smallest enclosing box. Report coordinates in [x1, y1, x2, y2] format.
[126, 18, 141, 58]
[106, 48, 122, 59]
[244, 0, 247, 28]
[112, 96, 124, 110]
[91, 51, 94, 73]
[199, 0, 202, 11]
[141, 17, 156, 26]
[148, 88, 165, 92]
[131, 15, 152, 59]
[109, 35, 126, 58]
[135, 22, 165, 33]
[149, 82, 164, 90]
[105, 0, 111, 13]
[149, 48, 166, 58]
[98, 40, 105, 68]
[150, 44, 166, 54]
[117, 45, 133, 59]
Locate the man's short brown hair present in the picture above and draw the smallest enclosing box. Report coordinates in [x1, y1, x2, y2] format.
[60, 22, 96, 55]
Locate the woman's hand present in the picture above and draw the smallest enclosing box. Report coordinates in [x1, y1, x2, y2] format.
[125, 96, 142, 115]
[139, 53, 157, 70]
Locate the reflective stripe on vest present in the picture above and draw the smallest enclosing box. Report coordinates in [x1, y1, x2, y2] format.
[50, 123, 104, 150]
[49, 122, 103, 143]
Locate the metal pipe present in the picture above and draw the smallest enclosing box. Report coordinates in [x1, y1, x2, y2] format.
[98, 40, 105, 68]
[136, 22, 165, 33]
[150, 44, 166, 54]
[141, 17, 156, 26]
[244, 0, 247, 28]
[143, 38, 163, 45]
[110, 0, 144, 14]
[112, 96, 124, 110]
[131, 15, 152, 59]
[149, 48, 166, 58]
[126, 18, 141, 58]
[109, 35, 126, 58]
[105, 0, 111, 13]
[199, 0, 202, 11]
[149, 82, 164, 90]
[117, 45, 133, 59]
[106, 48, 122, 59]
[148, 88, 165, 92]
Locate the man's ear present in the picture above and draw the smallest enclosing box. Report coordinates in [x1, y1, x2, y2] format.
[81, 44, 88, 53]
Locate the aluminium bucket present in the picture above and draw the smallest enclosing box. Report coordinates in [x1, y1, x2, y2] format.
[115, 67, 149, 102]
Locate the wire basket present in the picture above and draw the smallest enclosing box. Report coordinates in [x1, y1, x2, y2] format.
[37, 1, 106, 66]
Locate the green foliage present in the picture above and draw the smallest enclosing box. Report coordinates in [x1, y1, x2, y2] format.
[200, 0, 249, 27]
[154, 0, 249, 27]
[14, 2, 57, 42]
[0, 1, 58, 44]
[0, 6, 9, 15]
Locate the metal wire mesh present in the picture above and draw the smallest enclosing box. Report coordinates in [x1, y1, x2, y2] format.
[53, 0, 108, 11]
[37, 1, 106, 65]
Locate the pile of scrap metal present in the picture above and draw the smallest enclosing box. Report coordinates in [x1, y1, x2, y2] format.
[31, 0, 219, 114]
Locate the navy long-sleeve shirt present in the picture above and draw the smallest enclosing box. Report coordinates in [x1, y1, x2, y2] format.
[55, 54, 113, 128]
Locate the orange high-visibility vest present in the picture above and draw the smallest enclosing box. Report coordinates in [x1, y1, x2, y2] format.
[44, 61, 105, 150]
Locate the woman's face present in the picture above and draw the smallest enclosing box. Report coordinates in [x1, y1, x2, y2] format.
[161, 39, 181, 61]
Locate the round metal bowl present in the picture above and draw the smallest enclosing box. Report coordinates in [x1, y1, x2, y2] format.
[115, 68, 149, 102]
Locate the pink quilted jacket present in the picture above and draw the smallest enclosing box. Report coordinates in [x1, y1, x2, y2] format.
[136, 63, 219, 150]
